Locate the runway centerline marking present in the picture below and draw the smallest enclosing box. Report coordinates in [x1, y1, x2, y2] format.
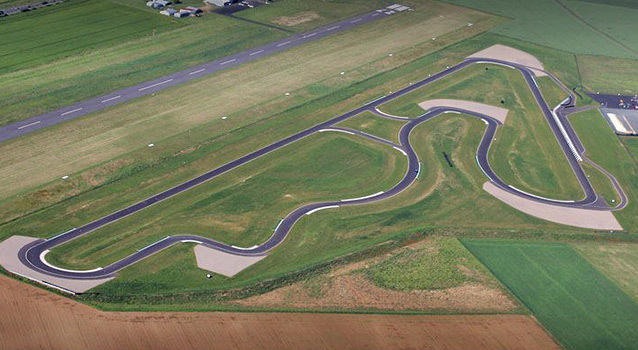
[17, 121, 41, 130]
[101, 95, 121, 103]
[220, 59, 236, 65]
[188, 68, 206, 75]
[350, 18, 362, 23]
[60, 108, 83, 116]
[249, 50, 264, 56]
[138, 79, 173, 91]
[326, 25, 340, 31]
[276, 41, 292, 47]
[303, 33, 316, 38]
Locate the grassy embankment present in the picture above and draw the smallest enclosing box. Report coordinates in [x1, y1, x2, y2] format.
[377, 64, 583, 201]
[464, 239, 638, 350]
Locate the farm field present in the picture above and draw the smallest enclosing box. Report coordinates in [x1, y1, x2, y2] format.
[0, 274, 559, 350]
[440, 0, 637, 59]
[378, 64, 583, 201]
[568, 109, 638, 230]
[0, 0, 181, 74]
[573, 242, 638, 301]
[464, 239, 638, 350]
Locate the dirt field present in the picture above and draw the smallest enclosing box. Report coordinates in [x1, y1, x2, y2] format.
[0, 274, 560, 350]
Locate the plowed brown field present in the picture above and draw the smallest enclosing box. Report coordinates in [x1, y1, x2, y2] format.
[0, 275, 560, 350]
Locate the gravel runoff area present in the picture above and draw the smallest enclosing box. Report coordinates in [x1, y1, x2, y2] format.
[418, 99, 509, 123]
[483, 182, 623, 230]
[0, 273, 561, 350]
[194, 245, 266, 277]
[468, 44, 547, 77]
[0, 236, 113, 293]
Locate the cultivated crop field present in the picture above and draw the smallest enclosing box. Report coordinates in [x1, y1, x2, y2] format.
[440, 0, 637, 58]
[464, 240, 638, 350]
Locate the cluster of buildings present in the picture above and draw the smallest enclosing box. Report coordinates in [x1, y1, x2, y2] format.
[145, 1, 203, 17]
[0, 0, 64, 17]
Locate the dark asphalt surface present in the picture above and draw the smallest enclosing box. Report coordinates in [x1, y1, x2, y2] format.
[19, 57, 615, 282]
[0, 7, 402, 143]
[588, 92, 638, 109]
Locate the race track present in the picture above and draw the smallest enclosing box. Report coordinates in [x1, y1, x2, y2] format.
[14, 57, 627, 284]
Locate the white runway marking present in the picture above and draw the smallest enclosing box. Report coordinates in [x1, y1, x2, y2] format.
[17, 120, 41, 129]
[138, 79, 173, 91]
[61, 108, 83, 116]
[188, 68, 206, 75]
[372, 13, 380, 16]
[303, 33, 317, 38]
[276, 41, 292, 47]
[350, 18, 362, 23]
[306, 205, 339, 216]
[326, 25, 340, 31]
[101, 95, 121, 103]
[220, 58, 236, 65]
[249, 50, 264, 56]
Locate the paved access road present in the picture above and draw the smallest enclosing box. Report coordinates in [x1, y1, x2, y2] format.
[0, 5, 409, 143]
[17, 57, 626, 283]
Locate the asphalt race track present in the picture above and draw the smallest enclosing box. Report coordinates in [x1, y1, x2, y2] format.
[15, 56, 628, 283]
[0, 6, 409, 143]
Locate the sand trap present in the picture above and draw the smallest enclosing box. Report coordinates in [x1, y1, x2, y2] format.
[194, 245, 266, 277]
[0, 236, 113, 293]
[469, 44, 547, 77]
[483, 182, 622, 230]
[418, 99, 509, 123]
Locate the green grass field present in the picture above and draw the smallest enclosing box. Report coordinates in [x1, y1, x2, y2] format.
[464, 239, 638, 350]
[441, 0, 637, 58]
[336, 111, 406, 144]
[0, 0, 181, 73]
[368, 237, 495, 291]
[377, 64, 583, 201]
